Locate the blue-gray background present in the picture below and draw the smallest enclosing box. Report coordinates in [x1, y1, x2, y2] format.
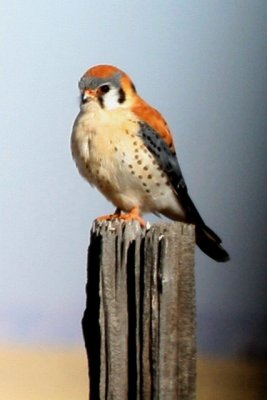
[1, 1, 266, 356]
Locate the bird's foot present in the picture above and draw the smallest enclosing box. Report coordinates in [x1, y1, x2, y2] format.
[96, 208, 121, 223]
[96, 207, 146, 227]
[116, 207, 146, 227]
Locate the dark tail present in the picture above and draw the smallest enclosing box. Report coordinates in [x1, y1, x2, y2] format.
[177, 185, 230, 262]
[195, 224, 230, 262]
[174, 183, 230, 262]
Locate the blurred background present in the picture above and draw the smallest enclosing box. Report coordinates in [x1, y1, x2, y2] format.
[1, 1, 267, 398]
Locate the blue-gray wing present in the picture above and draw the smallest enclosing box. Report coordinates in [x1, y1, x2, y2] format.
[138, 121, 230, 262]
[138, 121, 206, 227]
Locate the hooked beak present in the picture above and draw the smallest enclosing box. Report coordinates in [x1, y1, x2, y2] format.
[81, 89, 96, 105]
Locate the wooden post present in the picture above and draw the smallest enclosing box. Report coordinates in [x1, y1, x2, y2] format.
[82, 220, 196, 400]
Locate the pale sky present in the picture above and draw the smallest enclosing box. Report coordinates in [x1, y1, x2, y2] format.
[1, 1, 266, 354]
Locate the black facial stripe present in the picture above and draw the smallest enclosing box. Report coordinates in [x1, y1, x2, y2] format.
[118, 88, 126, 103]
[98, 95, 104, 108]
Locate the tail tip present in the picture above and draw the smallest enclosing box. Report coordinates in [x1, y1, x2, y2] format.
[196, 226, 230, 263]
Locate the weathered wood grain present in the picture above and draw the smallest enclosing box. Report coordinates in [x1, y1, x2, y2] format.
[82, 220, 196, 399]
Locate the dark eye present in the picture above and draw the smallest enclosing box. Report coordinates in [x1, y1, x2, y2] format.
[99, 84, 110, 93]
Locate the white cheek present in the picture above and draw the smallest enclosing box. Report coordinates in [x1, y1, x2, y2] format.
[103, 89, 119, 110]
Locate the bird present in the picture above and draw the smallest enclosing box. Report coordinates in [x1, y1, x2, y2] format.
[71, 64, 229, 262]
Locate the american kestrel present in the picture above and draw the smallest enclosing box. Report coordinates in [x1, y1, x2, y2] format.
[71, 64, 229, 262]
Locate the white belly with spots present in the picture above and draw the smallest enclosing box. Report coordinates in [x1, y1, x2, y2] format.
[71, 104, 185, 220]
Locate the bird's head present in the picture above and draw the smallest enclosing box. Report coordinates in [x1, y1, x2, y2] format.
[79, 65, 137, 110]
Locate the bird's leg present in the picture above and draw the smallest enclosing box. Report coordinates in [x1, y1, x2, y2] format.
[96, 207, 146, 227]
